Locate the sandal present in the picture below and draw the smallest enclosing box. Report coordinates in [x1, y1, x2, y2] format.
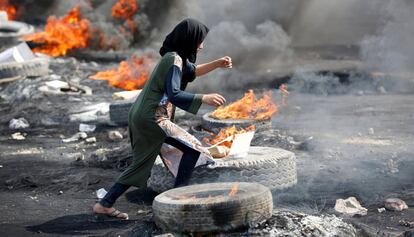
[107, 209, 129, 220]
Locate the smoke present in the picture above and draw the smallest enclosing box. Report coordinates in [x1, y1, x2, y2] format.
[360, 0, 414, 73]
[202, 20, 292, 71]
[289, 0, 386, 46]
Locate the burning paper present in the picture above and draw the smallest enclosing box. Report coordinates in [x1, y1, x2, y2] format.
[24, 6, 90, 57]
[90, 55, 155, 91]
[211, 90, 277, 120]
[203, 125, 256, 149]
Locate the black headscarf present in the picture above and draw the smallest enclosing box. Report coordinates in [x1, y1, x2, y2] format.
[159, 18, 209, 63]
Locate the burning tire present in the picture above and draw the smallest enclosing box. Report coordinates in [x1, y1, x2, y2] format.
[0, 57, 49, 79]
[153, 182, 273, 233]
[147, 146, 297, 193]
[201, 112, 272, 131]
[0, 21, 34, 45]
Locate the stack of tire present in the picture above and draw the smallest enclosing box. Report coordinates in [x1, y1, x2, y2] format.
[0, 21, 49, 81]
[147, 146, 297, 193]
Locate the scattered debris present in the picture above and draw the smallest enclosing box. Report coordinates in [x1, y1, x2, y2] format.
[112, 90, 141, 100]
[58, 190, 63, 195]
[334, 197, 368, 216]
[378, 208, 386, 213]
[108, 130, 123, 141]
[79, 123, 96, 132]
[9, 117, 30, 129]
[0, 42, 48, 79]
[62, 132, 87, 143]
[11, 132, 25, 140]
[96, 188, 107, 199]
[69, 103, 109, 123]
[250, 211, 357, 236]
[384, 198, 408, 211]
[38, 80, 92, 95]
[399, 220, 414, 228]
[85, 137, 96, 143]
[0, 165, 3, 168]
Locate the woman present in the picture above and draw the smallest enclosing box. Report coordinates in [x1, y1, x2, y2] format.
[93, 18, 232, 219]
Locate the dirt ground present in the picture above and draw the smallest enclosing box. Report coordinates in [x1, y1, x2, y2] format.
[0, 55, 413, 236]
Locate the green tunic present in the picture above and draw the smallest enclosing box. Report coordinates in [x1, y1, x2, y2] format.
[117, 52, 203, 187]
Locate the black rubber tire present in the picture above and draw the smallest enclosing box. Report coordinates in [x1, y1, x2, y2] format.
[0, 58, 49, 79]
[147, 146, 297, 193]
[153, 182, 273, 233]
[70, 49, 128, 62]
[202, 112, 272, 131]
[0, 21, 34, 45]
[109, 100, 133, 125]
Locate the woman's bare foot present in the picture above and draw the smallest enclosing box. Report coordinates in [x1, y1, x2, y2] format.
[93, 203, 129, 220]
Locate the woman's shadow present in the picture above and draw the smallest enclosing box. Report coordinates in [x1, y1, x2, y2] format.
[26, 188, 158, 235]
[26, 214, 136, 235]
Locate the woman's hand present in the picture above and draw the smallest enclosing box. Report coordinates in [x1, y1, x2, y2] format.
[215, 56, 232, 69]
[202, 94, 226, 107]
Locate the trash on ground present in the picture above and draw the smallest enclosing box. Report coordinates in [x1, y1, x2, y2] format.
[79, 123, 96, 132]
[62, 132, 87, 143]
[96, 188, 107, 199]
[384, 198, 408, 211]
[9, 117, 30, 129]
[108, 130, 123, 141]
[334, 197, 368, 216]
[11, 132, 25, 140]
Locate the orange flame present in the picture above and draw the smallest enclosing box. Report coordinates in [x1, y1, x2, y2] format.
[112, 0, 138, 33]
[203, 125, 255, 149]
[228, 183, 239, 197]
[0, 0, 17, 20]
[211, 90, 277, 120]
[23, 6, 90, 57]
[90, 55, 154, 91]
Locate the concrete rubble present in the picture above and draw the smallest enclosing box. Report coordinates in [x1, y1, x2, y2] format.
[79, 123, 96, 132]
[108, 130, 123, 141]
[384, 198, 408, 211]
[334, 197, 368, 216]
[9, 117, 30, 129]
[248, 211, 358, 236]
[61, 132, 88, 143]
[11, 132, 25, 140]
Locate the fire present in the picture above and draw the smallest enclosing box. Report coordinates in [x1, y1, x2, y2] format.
[228, 182, 239, 197]
[203, 125, 255, 149]
[211, 90, 277, 120]
[0, 0, 17, 20]
[23, 6, 90, 57]
[112, 0, 138, 33]
[90, 55, 154, 91]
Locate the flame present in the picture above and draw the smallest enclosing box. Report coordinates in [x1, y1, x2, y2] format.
[203, 125, 255, 149]
[112, 0, 138, 33]
[228, 183, 239, 197]
[90, 55, 154, 91]
[23, 6, 90, 57]
[0, 0, 17, 20]
[211, 90, 277, 120]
